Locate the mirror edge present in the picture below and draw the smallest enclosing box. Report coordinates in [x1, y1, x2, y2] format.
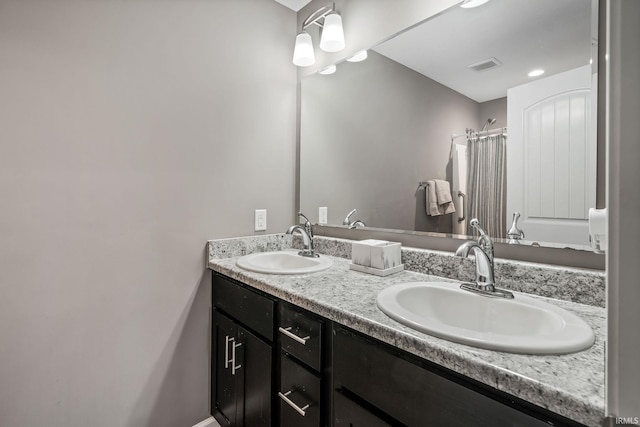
[297, 0, 605, 271]
[314, 225, 605, 270]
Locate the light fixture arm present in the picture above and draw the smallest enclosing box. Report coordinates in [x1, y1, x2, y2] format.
[301, 3, 336, 31]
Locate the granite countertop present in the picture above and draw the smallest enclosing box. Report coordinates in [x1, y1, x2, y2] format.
[207, 250, 605, 427]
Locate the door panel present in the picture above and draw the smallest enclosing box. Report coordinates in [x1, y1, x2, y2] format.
[214, 311, 240, 426]
[240, 326, 272, 427]
[507, 65, 596, 245]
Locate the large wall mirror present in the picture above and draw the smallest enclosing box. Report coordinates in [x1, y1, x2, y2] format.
[300, 0, 603, 263]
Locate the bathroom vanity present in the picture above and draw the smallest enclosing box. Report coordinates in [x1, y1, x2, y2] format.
[207, 235, 605, 427]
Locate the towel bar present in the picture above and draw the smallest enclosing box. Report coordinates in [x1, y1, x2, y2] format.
[457, 191, 466, 223]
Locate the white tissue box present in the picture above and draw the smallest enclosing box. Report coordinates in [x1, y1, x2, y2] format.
[351, 239, 388, 267]
[370, 242, 402, 270]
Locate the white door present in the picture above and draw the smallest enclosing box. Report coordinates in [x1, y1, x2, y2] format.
[506, 65, 596, 246]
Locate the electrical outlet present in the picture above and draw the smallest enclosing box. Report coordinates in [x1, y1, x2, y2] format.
[254, 209, 267, 231]
[319, 207, 328, 225]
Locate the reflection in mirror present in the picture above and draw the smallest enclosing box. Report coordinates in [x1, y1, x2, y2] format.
[300, 0, 597, 251]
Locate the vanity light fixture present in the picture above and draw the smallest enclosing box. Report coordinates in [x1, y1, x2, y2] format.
[292, 3, 345, 67]
[292, 32, 315, 67]
[319, 13, 345, 52]
[528, 69, 545, 77]
[318, 64, 337, 75]
[347, 50, 368, 62]
[460, 0, 491, 8]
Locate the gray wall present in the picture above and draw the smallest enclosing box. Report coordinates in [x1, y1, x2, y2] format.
[607, 0, 640, 419]
[0, 1, 296, 426]
[300, 51, 479, 233]
[479, 97, 508, 129]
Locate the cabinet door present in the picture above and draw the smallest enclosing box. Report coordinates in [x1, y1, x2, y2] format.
[214, 311, 243, 426]
[334, 327, 555, 427]
[239, 325, 272, 427]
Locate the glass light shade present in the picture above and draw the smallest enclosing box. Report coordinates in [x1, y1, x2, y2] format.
[293, 32, 315, 67]
[347, 50, 368, 62]
[319, 13, 345, 53]
[318, 64, 336, 75]
[460, 0, 490, 8]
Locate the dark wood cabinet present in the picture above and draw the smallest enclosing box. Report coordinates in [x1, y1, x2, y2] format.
[211, 272, 586, 427]
[212, 274, 274, 427]
[332, 325, 585, 427]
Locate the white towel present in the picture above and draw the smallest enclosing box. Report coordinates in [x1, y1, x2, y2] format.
[426, 180, 456, 216]
[434, 179, 456, 214]
[424, 181, 442, 216]
[425, 180, 441, 216]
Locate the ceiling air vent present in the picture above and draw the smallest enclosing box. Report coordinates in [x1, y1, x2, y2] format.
[467, 57, 502, 72]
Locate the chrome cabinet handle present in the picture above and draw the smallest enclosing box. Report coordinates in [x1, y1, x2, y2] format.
[457, 191, 466, 223]
[231, 341, 242, 375]
[224, 336, 242, 374]
[278, 326, 310, 345]
[224, 336, 233, 369]
[278, 390, 310, 417]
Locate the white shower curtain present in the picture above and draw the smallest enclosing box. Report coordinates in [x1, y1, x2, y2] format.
[466, 133, 507, 239]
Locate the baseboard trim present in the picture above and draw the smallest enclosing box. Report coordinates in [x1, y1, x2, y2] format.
[192, 416, 219, 427]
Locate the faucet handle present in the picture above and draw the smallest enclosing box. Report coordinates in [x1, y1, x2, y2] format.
[469, 218, 489, 238]
[298, 211, 311, 226]
[297, 212, 313, 237]
[343, 209, 357, 226]
[469, 218, 493, 261]
[507, 212, 525, 240]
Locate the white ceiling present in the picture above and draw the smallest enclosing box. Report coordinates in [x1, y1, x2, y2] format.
[372, 0, 593, 102]
[273, 0, 312, 12]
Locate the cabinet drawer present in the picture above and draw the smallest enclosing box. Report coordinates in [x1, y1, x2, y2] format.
[333, 327, 553, 427]
[334, 391, 394, 427]
[279, 355, 321, 427]
[213, 274, 274, 341]
[278, 303, 323, 371]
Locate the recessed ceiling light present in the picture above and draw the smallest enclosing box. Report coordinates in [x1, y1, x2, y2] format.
[460, 0, 490, 8]
[318, 64, 337, 75]
[528, 69, 545, 77]
[347, 50, 368, 62]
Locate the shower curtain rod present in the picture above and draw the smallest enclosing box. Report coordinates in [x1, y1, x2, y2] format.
[451, 127, 507, 142]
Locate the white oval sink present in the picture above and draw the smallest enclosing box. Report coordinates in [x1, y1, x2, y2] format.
[376, 282, 595, 354]
[236, 250, 332, 275]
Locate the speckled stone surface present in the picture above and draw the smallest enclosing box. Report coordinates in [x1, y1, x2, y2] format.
[207, 235, 606, 426]
[207, 233, 292, 260]
[296, 236, 606, 307]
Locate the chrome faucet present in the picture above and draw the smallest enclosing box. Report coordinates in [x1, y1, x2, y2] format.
[507, 212, 525, 244]
[286, 212, 319, 258]
[343, 209, 366, 229]
[455, 218, 513, 299]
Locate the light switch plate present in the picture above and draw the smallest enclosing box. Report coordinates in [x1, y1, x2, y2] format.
[319, 207, 328, 225]
[255, 209, 267, 231]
